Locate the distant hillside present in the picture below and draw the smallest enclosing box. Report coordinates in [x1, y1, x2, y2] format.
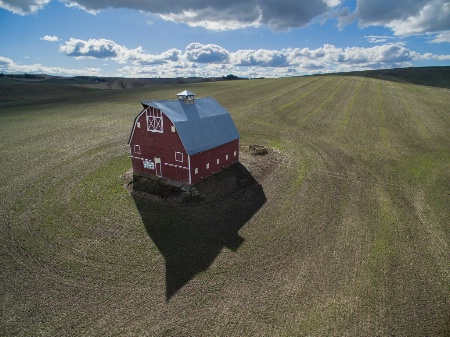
[0, 76, 97, 102]
[329, 66, 450, 89]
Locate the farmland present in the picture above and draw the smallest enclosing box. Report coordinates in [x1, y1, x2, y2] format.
[0, 73, 449, 336]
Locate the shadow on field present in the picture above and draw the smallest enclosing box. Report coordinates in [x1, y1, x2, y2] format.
[132, 163, 266, 301]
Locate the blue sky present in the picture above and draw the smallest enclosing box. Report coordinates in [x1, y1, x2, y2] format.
[1, 0, 449, 78]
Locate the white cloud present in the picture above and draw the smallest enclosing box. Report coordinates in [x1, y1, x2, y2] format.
[135, 49, 182, 65]
[4, 37, 450, 78]
[5, 0, 337, 32]
[413, 52, 450, 60]
[61, 39, 450, 77]
[0, 0, 51, 15]
[3, 0, 449, 37]
[59, 38, 184, 66]
[339, 0, 450, 35]
[59, 38, 128, 60]
[185, 43, 230, 63]
[41, 35, 59, 42]
[0, 55, 101, 76]
[384, 0, 450, 35]
[365, 35, 391, 44]
[232, 49, 289, 67]
[430, 31, 450, 43]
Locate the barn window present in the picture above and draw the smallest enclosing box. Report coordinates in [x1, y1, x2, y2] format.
[226, 155, 229, 160]
[146, 107, 163, 133]
[195, 168, 198, 174]
[206, 163, 209, 169]
[134, 144, 141, 154]
[234, 151, 237, 156]
[137, 122, 141, 128]
[175, 151, 183, 162]
[217, 159, 220, 165]
[171, 125, 176, 132]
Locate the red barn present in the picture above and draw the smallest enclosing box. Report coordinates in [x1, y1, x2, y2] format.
[128, 90, 240, 185]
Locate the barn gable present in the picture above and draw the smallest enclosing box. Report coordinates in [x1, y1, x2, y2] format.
[141, 97, 239, 155]
[129, 91, 240, 185]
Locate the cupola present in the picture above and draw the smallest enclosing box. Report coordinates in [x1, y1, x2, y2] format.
[176, 90, 196, 104]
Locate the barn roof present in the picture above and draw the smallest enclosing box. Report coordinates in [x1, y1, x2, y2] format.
[141, 97, 240, 155]
[177, 90, 195, 96]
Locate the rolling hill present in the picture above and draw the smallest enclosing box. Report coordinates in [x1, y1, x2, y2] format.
[0, 71, 449, 336]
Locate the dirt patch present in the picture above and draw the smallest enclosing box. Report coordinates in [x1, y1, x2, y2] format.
[122, 148, 283, 205]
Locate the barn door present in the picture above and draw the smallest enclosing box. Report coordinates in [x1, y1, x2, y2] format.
[154, 157, 162, 177]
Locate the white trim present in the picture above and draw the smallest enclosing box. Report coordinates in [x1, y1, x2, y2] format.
[154, 157, 162, 176]
[128, 109, 146, 144]
[134, 144, 141, 154]
[175, 151, 183, 162]
[146, 107, 163, 133]
[164, 162, 189, 170]
[188, 155, 191, 184]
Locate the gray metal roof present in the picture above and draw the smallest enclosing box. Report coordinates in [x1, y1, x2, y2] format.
[177, 90, 195, 97]
[141, 97, 240, 155]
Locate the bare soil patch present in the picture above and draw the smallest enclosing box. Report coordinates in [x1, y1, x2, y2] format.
[123, 147, 283, 205]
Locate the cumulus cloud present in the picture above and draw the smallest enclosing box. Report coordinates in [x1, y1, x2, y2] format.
[258, 0, 329, 31]
[185, 43, 230, 63]
[6, 0, 337, 31]
[41, 35, 59, 42]
[136, 49, 182, 65]
[2, 0, 449, 36]
[159, 4, 262, 31]
[62, 0, 338, 31]
[340, 0, 450, 35]
[232, 49, 289, 67]
[5, 36, 450, 78]
[430, 31, 450, 43]
[0, 0, 51, 15]
[58, 38, 180, 65]
[0, 55, 101, 76]
[59, 38, 127, 59]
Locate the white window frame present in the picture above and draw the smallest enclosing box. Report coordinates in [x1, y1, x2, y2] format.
[175, 151, 183, 162]
[206, 163, 209, 169]
[217, 158, 220, 165]
[226, 154, 229, 160]
[171, 125, 176, 132]
[134, 144, 141, 154]
[137, 121, 141, 128]
[146, 107, 163, 133]
[195, 168, 198, 174]
[234, 151, 237, 157]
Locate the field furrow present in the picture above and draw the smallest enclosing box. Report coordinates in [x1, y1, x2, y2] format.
[1, 75, 449, 336]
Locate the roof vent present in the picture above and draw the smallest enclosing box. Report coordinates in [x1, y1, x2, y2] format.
[177, 90, 196, 104]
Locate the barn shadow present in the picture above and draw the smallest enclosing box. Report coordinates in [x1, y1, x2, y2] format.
[131, 163, 266, 301]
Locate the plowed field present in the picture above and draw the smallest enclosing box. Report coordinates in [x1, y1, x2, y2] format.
[1, 76, 449, 336]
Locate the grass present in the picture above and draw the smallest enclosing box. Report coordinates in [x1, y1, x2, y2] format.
[0, 73, 449, 336]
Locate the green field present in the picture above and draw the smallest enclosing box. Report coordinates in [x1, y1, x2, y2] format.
[1, 74, 449, 336]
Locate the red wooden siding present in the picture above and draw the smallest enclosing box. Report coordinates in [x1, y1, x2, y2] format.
[130, 106, 240, 185]
[130, 107, 190, 184]
[189, 139, 239, 185]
